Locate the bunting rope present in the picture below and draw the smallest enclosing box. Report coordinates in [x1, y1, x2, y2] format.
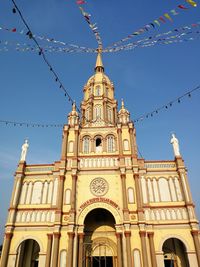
[104, 21, 200, 52]
[76, 0, 103, 49]
[134, 84, 200, 123]
[11, 0, 76, 105]
[11, 0, 95, 126]
[1, 24, 200, 53]
[1, 21, 199, 53]
[0, 25, 94, 52]
[1, 83, 199, 128]
[105, 0, 198, 50]
[0, 39, 95, 53]
[110, 29, 200, 52]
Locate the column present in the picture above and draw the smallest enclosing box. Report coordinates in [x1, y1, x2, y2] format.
[0, 233, 13, 267]
[57, 175, 65, 210]
[45, 234, 53, 267]
[148, 232, 157, 267]
[71, 174, 77, 212]
[103, 100, 107, 122]
[61, 127, 69, 160]
[191, 230, 200, 266]
[116, 233, 123, 267]
[125, 231, 132, 267]
[121, 173, 129, 220]
[134, 174, 144, 221]
[74, 129, 79, 158]
[139, 231, 149, 267]
[78, 233, 84, 267]
[117, 127, 123, 156]
[67, 232, 75, 267]
[51, 233, 60, 267]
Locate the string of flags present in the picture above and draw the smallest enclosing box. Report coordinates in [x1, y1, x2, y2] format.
[133, 84, 200, 123]
[4, 0, 199, 129]
[1, 21, 199, 53]
[1, 22, 200, 53]
[0, 25, 93, 52]
[1, 83, 200, 128]
[109, 24, 200, 52]
[76, 0, 103, 48]
[0, 40, 95, 53]
[11, 0, 77, 108]
[105, 0, 198, 50]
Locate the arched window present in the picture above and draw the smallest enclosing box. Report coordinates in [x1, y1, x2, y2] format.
[83, 136, 90, 153]
[158, 178, 171, 201]
[95, 85, 101, 96]
[95, 137, 102, 153]
[128, 188, 135, 203]
[123, 139, 129, 151]
[107, 107, 112, 123]
[85, 108, 90, 121]
[68, 141, 74, 153]
[105, 87, 109, 97]
[94, 105, 102, 120]
[65, 189, 71, 204]
[107, 135, 115, 152]
[133, 249, 142, 267]
[31, 182, 43, 204]
[88, 87, 92, 96]
[60, 250, 67, 267]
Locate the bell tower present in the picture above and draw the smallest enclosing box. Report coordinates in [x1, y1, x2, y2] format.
[81, 51, 117, 126]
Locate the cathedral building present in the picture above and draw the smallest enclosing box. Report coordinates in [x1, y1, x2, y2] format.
[1, 53, 200, 267]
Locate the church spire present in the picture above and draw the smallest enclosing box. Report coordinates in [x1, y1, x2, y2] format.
[95, 48, 104, 73]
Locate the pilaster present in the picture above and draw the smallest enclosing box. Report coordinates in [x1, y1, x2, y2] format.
[0, 232, 13, 267]
[67, 232, 75, 267]
[124, 231, 132, 267]
[148, 232, 157, 267]
[45, 234, 53, 267]
[191, 230, 200, 266]
[116, 232, 123, 267]
[139, 231, 149, 267]
[51, 232, 60, 267]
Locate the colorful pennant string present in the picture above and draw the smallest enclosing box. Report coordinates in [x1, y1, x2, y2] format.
[0, 25, 94, 52]
[105, 0, 198, 50]
[77, 1, 103, 48]
[134, 84, 200, 123]
[1, 30, 199, 53]
[104, 22, 200, 52]
[1, 22, 200, 53]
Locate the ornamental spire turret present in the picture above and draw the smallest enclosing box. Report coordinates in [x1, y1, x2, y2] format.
[68, 101, 79, 127]
[118, 99, 130, 125]
[95, 49, 104, 73]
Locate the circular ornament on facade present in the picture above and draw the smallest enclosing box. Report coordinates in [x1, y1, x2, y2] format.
[90, 177, 109, 196]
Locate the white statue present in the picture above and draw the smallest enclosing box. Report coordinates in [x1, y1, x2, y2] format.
[170, 133, 181, 157]
[20, 139, 29, 161]
[96, 143, 102, 153]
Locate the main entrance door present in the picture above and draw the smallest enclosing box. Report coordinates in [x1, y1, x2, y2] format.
[83, 208, 117, 267]
[92, 256, 113, 267]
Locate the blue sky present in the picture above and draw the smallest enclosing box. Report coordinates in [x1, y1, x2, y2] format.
[0, 0, 200, 243]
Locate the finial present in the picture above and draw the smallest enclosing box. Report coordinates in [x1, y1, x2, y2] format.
[95, 46, 104, 73]
[72, 101, 76, 111]
[121, 98, 125, 109]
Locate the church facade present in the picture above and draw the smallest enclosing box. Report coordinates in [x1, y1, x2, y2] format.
[1, 53, 200, 267]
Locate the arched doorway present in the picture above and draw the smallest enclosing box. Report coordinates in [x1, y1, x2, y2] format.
[162, 238, 189, 267]
[83, 208, 117, 267]
[16, 239, 40, 267]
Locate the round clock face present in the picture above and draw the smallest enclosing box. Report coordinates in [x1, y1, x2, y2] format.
[90, 177, 109, 196]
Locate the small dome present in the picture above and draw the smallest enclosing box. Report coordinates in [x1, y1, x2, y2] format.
[118, 99, 130, 115]
[86, 72, 112, 87]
